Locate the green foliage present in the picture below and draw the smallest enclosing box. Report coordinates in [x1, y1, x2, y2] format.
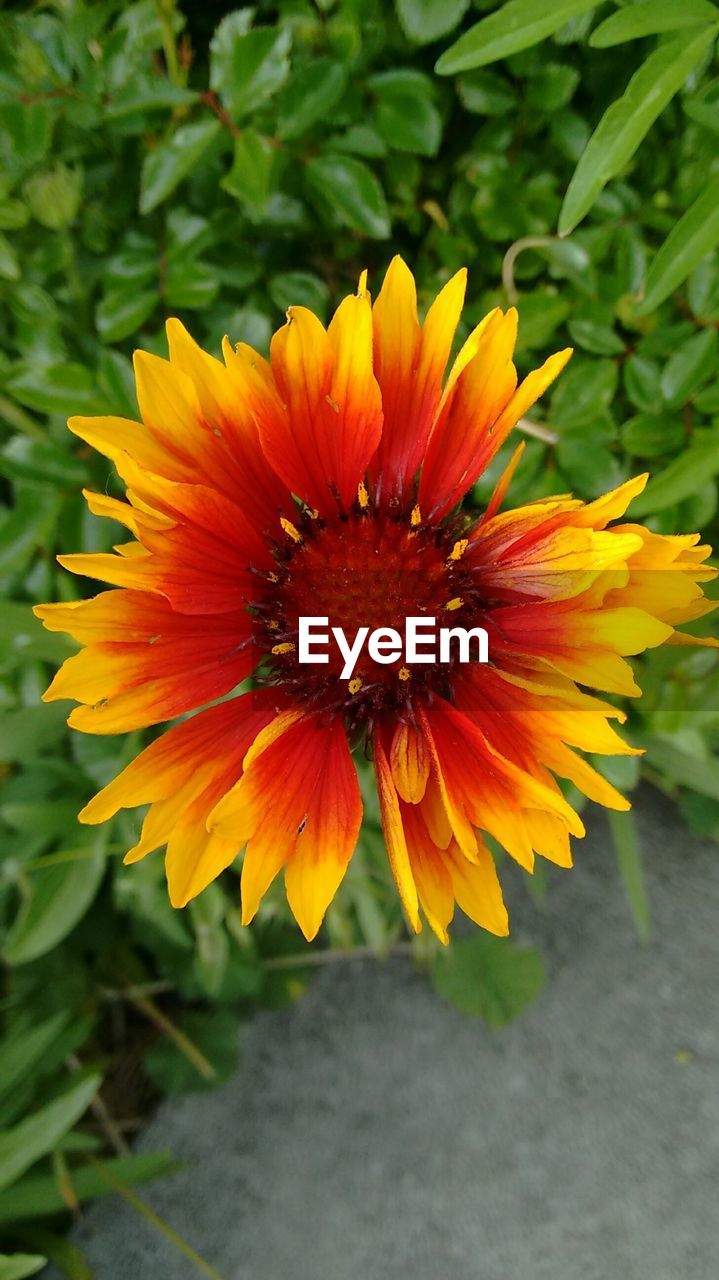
[435, 0, 599, 75]
[431, 934, 546, 1027]
[589, 1, 719, 50]
[0, 1253, 46, 1280]
[0, 0, 718, 1265]
[558, 27, 717, 235]
[0, 1154, 178, 1224]
[640, 173, 719, 312]
[607, 809, 649, 940]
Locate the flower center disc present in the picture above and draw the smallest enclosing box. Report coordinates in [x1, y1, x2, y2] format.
[256, 511, 476, 724]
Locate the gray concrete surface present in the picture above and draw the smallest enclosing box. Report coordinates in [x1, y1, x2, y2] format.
[60, 792, 719, 1279]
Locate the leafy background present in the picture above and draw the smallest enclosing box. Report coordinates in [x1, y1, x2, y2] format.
[1, 0, 718, 1274]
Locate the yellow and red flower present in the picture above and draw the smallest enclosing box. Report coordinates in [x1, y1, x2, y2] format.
[36, 258, 717, 942]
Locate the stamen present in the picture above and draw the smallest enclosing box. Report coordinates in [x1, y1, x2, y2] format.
[349, 677, 362, 695]
[280, 518, 303, 544]
[448, 538, 468, 562]
[357, 481, 369, 510]
[272, 642, 295, 655]
[445, 597, 464, 612]
[398, 667, 411, 682]
[410, 505, 421, 528]
[268, 571, 279, 584]
[268, 620, 279, 631]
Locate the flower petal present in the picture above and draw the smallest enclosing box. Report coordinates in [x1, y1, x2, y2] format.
[370, 258, 466, 500]
[285, 724, 362, 940]
[373, 730, 421, 932]
[390, 718, 430, 803]
[78, 691, 278, 884]
[266, 292, 382, 514]
[210, 712, 362, 936]
[418, 309, 521, 518]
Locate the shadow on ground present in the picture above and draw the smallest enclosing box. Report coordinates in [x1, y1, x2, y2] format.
[51, 791, 719, 1280]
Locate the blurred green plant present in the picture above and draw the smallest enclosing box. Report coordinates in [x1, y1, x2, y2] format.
[0, 0, 718, 1271]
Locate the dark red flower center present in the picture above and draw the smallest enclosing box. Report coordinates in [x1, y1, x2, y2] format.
[251, 500, 484, 729]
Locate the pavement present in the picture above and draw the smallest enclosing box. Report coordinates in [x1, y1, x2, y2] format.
[53, 790, 719, 1280]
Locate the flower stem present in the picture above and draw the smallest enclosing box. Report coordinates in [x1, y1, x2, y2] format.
[156, 0, 182, 87]
[90, 1157, 226, 1280]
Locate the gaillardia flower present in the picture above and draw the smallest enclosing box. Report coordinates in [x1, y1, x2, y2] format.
[36, 258, 716, 942]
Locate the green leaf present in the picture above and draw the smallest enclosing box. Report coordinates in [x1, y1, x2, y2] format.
[0, 200, 30, 232]
[591, 753, 642, 794]
[0, 104, 52, 170]
[435, 0, 599, 75]
[105, 77, 198, 119]
[557, 426, 625, 497]
[683, 77, 719, 133]
[0, 233, 20, 281]
[11, 1230, 93, 1280]
[456, 69, 515, 116]
[607, 810, 649, 940]
[368, 70, 442, 157]
[106, 238, 157, 287]
[96, 287, 159, 342]
[139, 119, 221, 215]
[550, 357, 618, 427]
[396, 0, 470, 45]
[305, 154, 391, 238]
[23, 164, 82, 230]
[559, 27, 718, 235]
[165, 259, 217, 310]
[221, 128, 277, 213]
[679, 791, 719, 837]
[679, 478, 717, 528]
[687, 253, 719, 322]
[268, 271, 331, 317]
[695, 381, 719, 413]
[0, 493, 63, 580]
[623, 355, 664, 413]
[144, 1010, 239, 1094]
[0, 602, 72, 665]
[6, 364, 103, 416]
[219, 307, 272, 352]
[277, 60, 347, 140]
[0, 1254, 46, 1280]
[567, 314, 625, 355]
[190, 886, 229, 997]
[526, 63, 579, 112]
[0, 1074, 101, 1191]
[21, 163, 81, 231]
[660, 328, 718, 406]
[0, 1013, 70, 1105]
[590, 0, 718, 49]
[431, 935, 545, 1027]
[0, 437, 86, 488]
[336, 124, 388, 158]
[0, 704, 67, 763]
[642, 737, 719, 800]
[621, 413, 685, 457]
[210, 15, 291, 120]
[630, 432, 719, 515]
[639, 174, 719, 313]
[0, 1153, 177, 1224]
[514, 292, 572, 353]
[4, 829, 107, 965]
